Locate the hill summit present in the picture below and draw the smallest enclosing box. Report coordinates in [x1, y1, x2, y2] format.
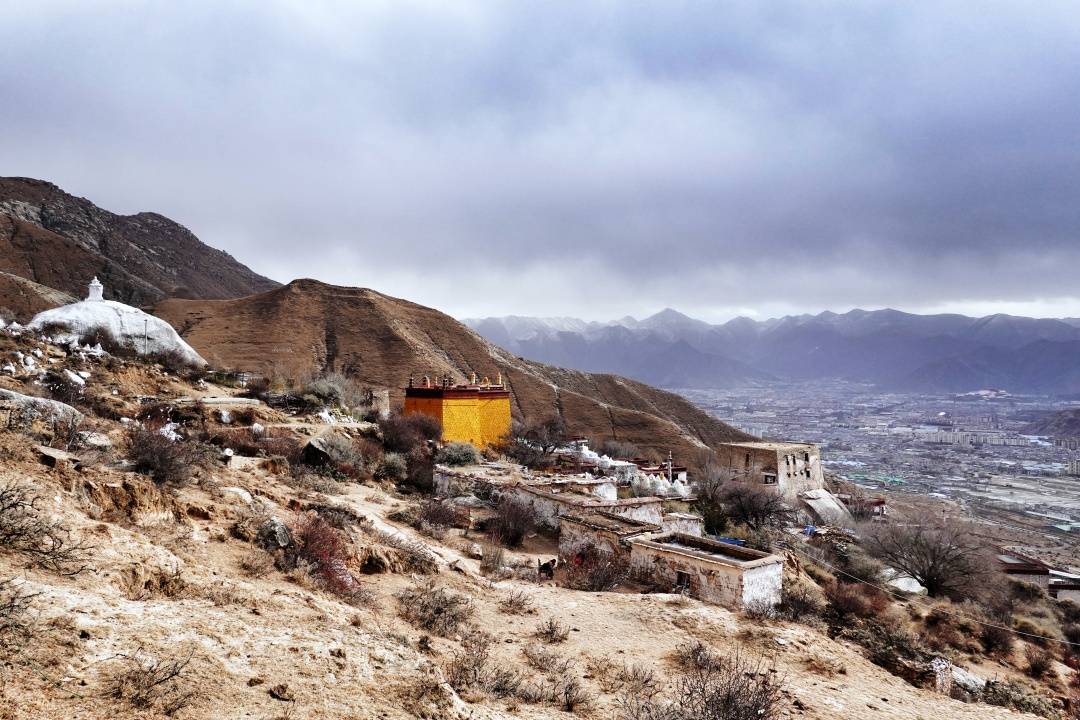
[154, 279, 752, 457]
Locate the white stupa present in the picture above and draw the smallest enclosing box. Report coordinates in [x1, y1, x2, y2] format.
[28, 278, 207, 367]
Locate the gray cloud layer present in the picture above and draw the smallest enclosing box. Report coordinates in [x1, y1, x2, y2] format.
[3, 1, 1080, 320]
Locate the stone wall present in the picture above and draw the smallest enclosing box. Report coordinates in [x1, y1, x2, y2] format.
[628, 535, 782, 608]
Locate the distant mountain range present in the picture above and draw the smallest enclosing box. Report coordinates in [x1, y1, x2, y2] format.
[465, 308, 1080, 395]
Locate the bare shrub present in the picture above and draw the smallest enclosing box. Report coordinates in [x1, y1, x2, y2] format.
[416, 500, 469, 530]
[601, 662, 662, 699]
[535, 617, 569, 644]
[489, 497, 537, 548]
[598, 439, 641, 460]
[78, 325, 136, 357]
[1025, 646, 1056, 680]
[302, 372, 370, 410]
[435, 442, 480, 466]
[379, 412, 441, 454]
[0, 480, 91, 575]
[864, 515, 993, 599]
[981, 619, 1015, 656]
[125, 426, 204, 486]
[561, 540, 629, 592]
[0, 578, 36, 653]
[479, 541, 505, 575]
[290, 514, 371, 605]
[552, 674, 593, 713]
[445, 626, 493, 690]
[522, 644, 573, 675]
[396, 580, 473, 636]
[778, 578, 825, 621]
[499, 590, 536, 615]
[621, 647, 782, 720]
[824, 581, 889, 621]
[238, 550, 275, 579]
[104, 649, 198, 715]
[375, 452, 407, 482]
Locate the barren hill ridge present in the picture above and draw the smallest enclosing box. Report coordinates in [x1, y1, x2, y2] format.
[154, 279, 753, 457]
[0, 177, 279, 312]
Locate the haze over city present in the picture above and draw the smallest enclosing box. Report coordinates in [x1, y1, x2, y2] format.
[4, 2, 1080, 321]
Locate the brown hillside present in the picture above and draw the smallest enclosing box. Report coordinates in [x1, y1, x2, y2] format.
[154, 279, 753, 457]
[0, 177, 280, 306]
[0, 271, 77, 321]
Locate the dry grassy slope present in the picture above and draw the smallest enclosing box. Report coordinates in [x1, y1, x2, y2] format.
[153, 279, 753, 457]
[0, 431, 1049, 720]
[0, 270, 77, 321]
[0, 177, 280, 306]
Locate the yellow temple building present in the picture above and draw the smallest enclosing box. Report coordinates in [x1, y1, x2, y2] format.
[403, 374, 511, 448]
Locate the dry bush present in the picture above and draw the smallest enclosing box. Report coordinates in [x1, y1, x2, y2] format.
[488, 497, 538, 548]
[0, 480, 91, 575]
[523, 644, 574, 675]
[238, 550, 275, 579]
[290, 514, 371, 606]
[125, 425, 205, 486]
[479, 541, 505, 575]
[117, 565, 187, 601]
[552, 675, 593, 713]
[1011, 580, 1046, 603]
[981, 619, 1015, 657]
[1025, 646, 1056, 680]
[0, 578, 36, 653]
[535, 617, 570, 644]
[824, 581, 889, 621]
[379, 412, 441, 454]
[778, 578, 825, 621]
[375, 452, 407, 482]
[1015, 618, 1057, 648]
[396, 580, 473, 636]
[435, 441, 480, 466]
[446, 626, 526, 699]
[104, 649, 198, 715]
[621, 647, 782, 720]
[562, 541, 629, 592]
[416, 500, 469, 530]
[499, 590, 536, 615]
[600, 662, 662, 699]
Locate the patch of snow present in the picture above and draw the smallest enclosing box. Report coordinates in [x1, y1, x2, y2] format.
[63, 369, 86, 385]
[77, 370, 91, 379]
[223, 448, 234, 457]
[251, 422, 265, 435]
[2, 363, 15, 374]
[159, 422, 182, 441]
[219, 410, 232, 424]
[317, 408, 336, 424]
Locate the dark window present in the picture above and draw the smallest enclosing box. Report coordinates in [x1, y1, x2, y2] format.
[675, 571, 690, 591]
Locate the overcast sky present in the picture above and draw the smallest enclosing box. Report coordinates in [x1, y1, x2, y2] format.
[3, 1, 1080, 322]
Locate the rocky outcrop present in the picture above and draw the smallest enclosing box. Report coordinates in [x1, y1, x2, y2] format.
[0, 387, 83, 432]
[0, 177, 279, 307]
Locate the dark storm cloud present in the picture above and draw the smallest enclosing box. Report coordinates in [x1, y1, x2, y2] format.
[2, 1, 1080, 320]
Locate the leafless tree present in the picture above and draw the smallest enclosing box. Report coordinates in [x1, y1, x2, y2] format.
[523, 417, 567, 455]
[864, 514, 993, 599]
[718, 483, 794, 531]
